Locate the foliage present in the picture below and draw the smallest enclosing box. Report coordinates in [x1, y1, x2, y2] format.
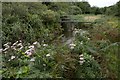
[69, 6, 82, 15]
[2, 2, 62, 44]
[1, 2, 119, 79]
[76, 1, 91, 14]
[42, 10, 60, 22]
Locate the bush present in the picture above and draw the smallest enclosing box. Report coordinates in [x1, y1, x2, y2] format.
[69, 6, 82, 15]
[42, 10, 60, 22]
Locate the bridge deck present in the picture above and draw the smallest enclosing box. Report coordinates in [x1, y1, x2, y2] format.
[41, 20, 95, 23]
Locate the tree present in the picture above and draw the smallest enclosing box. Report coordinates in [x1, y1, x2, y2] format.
[95, 8, 102, 15]
[69, 6, 82, 15]
[77, 1, 91, 14]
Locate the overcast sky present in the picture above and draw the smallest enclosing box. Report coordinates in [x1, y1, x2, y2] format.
[2, 0, 120, 7]
[85, 0, 119, 7]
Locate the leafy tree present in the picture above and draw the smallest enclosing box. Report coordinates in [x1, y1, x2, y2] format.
[69, 6, 82, 15]
[77, 1, 91, 14]
[95, 8, 102, 15]
[102, 1, 120, 16]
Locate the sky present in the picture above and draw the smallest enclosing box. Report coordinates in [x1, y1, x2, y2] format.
[2, 0, 120, 7]
[85, 0, 119, 7]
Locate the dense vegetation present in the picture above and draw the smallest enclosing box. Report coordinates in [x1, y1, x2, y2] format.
[1, 1, 120, 79]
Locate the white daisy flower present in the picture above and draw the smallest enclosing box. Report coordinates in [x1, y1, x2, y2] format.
[3, 42, 11, 47]
[88, 38, 90, 40]
[79, 61, 84, 65]
[46, 54, 50, 57]
[11, 45, 15, 48]
[43, 44, 48, 47]
[25, 48, 35, 56]
[43, 64, 46, 66]
[3, 48, 9, 52]
[69, 43, 76, 49]
[19, 40, 22, 43]
[13, 41, 18, 46]
[17, 43, 22, 46]
[11, 56, 15, 60]
[19, 46, 23, 50]
[69, 43, 76, 47]
[79, 54, 84, 65]
[25, 50, 32, 55]
[33, 41, 38, 45]
[79, 57, 84, 60]
[3, 43, 10, 49]
[28, 45, 34, 49]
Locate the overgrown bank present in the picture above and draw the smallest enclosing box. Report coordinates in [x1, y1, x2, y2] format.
[1, 2, 119, 79]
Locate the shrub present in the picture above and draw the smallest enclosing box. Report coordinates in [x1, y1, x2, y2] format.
[42, 10, 60, 22]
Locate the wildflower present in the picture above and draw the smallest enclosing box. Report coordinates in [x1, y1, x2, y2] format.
[3, 48, 9, 52]
[12, 47, 17, 50]
[69, 43, 76, 49]
[88, 38, 90, 40]
[43, 44, 48, 47]
[11, 56, 16, 60]
[69, 43, 76, 46]
[3, 42, 11, 47]
[3, 42, 11, 51]
[11, 45, 15, 48]
[28, 45, 34, 49]
[43, 64, 46, 66]
[46, 53, 50, 57]
[13, 41, 18, 46]
[3, 44, 8, 47]
[25, 50, 32, 56]
[19, 46, 23, 50]
[19, 40, 22, 43]
[80, 57, 84, 60]
[75, 30, 79, 34]
[11, 41, 23, 51]
[79, 54, 84, 65]
[33, 41, 41, 48]
[25, 47, 35, 56]
[17, 43, 23, 50]
[79, 61, 84, 65]
[17, 43, 22, 46]
[30, 48, 35, 53]
[33, 41, 38, 45]
[3, 43, 10, 49]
